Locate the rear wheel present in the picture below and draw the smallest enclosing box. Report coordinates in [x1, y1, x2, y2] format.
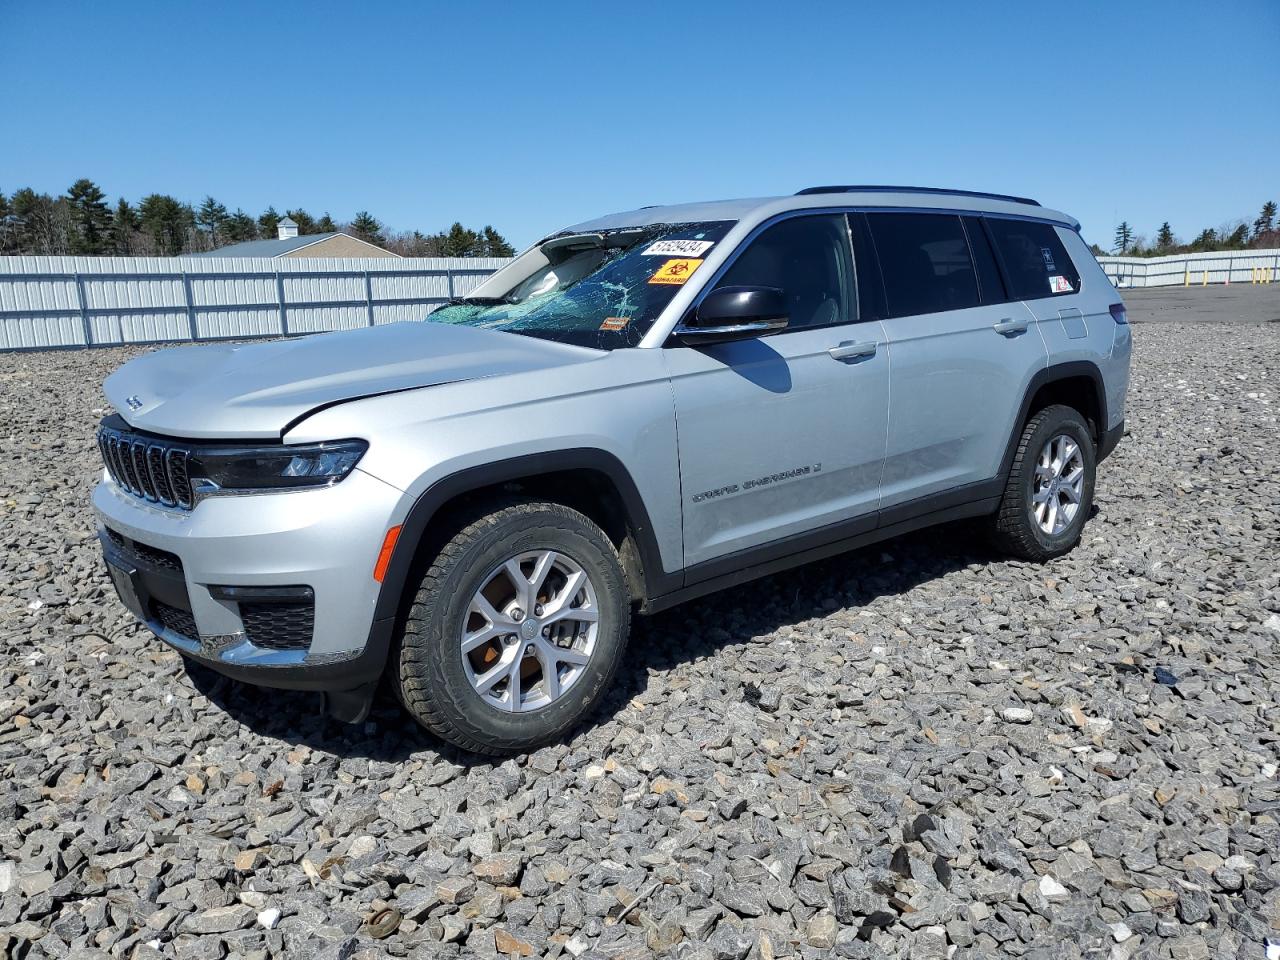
[397, 501, 629, 755]
[991, 404, 1096, 561]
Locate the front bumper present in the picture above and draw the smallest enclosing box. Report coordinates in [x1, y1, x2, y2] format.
[92, 468, 407, 719]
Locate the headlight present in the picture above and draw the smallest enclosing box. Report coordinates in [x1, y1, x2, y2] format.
[189, 439, 368, 493]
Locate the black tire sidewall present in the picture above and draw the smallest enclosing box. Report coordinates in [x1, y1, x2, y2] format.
[404, 507, 628, 749]
[1018, 409, 1096, 552]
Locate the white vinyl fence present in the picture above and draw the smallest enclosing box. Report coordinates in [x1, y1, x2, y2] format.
[0, 255, 513, 351]
[1096, 248, 1280, 288]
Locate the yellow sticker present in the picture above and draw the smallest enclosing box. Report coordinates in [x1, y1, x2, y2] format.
[648, 258, 703, 285]
[600, 317, 630, 331]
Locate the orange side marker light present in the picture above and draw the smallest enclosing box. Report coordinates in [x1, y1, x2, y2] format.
[373, 525, 402, 583]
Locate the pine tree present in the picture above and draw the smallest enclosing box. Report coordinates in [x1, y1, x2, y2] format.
[223, 209, 257, 243]
[1156, 222, 1174, 250]
[1113, 221, 1134, 254]
[139, 194, 193, 255]
[1254, 201, 1277, 240]
[195, 196, 229, 249]
[480, 225, 515, 257]
[257, 206, 282, 240]
[1224, 223, 1249, 249]
[286, 209, 317, 234]
[110, 199, 140, 254]
[1189, 228, 1217, 252]
[350, 211, 384, 244]
[66, 178, 113, 254]
[316, 212, 337, 233]
[439, 222, 479, 257]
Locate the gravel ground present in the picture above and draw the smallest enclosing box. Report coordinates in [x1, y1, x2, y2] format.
[1, 318, 1278, 960]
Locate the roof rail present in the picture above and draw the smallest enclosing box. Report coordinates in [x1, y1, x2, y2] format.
[795, 185, 1041, 207]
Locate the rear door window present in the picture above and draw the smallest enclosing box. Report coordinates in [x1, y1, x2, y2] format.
[986, 218, 1081, 300]
[866, 213, 980, 318]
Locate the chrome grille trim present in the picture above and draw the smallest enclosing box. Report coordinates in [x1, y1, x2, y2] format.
[97, 425, 195, 510]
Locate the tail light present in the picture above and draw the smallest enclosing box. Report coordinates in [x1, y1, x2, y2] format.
[1109, 303, 1128, 324]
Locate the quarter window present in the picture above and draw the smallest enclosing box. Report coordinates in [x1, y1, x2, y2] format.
[714, 215, 855, 331]
[986, 218, 1081, 300]
[867, 213, 980, 317]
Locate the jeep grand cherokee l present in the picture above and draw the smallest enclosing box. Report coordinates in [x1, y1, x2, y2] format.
[95, 186, 1130, 754]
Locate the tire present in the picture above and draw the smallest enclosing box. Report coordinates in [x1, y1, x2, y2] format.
[397, 500, 630, 755]
[990, 404, 1096, 562]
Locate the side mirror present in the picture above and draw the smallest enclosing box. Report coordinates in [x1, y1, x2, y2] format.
[674, 286, 789, 346]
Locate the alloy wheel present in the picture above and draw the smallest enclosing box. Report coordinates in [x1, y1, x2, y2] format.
[460, 550, 599, 712]
[1031, 433, 1085, 536]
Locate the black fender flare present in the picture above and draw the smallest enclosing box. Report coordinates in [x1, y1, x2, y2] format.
[372, 448, 677, 624]
[999, 360, 1109, 480]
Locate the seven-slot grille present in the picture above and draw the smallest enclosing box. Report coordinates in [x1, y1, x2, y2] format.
[98, 426, 194, 509]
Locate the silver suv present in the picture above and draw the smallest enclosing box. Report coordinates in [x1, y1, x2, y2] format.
[95, 186, 1131, 754]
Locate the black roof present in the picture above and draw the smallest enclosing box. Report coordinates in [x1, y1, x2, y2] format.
[795, 185, 1041, 207]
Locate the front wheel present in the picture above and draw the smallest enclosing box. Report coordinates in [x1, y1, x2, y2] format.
[990, 404, 1096, 561]
[397, 501, 630, 755]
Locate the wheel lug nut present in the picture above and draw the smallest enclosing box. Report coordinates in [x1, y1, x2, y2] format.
[511, 607, 524, 622]
[542, 627, 550, 637]
[534, 604, 544, 616]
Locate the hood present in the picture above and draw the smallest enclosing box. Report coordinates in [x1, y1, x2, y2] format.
[105, 321, 604, 439]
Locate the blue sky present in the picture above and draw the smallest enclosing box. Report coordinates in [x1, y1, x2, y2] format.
[3, 0, 1277, 250]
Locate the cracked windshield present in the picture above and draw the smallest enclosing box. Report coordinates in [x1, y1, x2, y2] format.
[426, 221, 735, 349]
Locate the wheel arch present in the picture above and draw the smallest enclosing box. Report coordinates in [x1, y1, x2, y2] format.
[1001, 361, 1109, 479]
[373, 449, 675, 626]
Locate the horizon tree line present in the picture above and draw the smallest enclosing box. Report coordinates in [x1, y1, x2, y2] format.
[1106, 199, 1277, 257]
[0, 179, 517, 259]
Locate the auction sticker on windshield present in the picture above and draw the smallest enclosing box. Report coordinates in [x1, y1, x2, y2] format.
[642, 239, 715, 257]
[649, 259, 704, 285]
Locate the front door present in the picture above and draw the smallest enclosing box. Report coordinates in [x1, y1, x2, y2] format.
[664, 213, 890, 573]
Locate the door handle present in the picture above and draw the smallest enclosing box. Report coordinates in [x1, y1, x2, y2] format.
[993, 317, 1029, 336]
[828, 340, 877, 363]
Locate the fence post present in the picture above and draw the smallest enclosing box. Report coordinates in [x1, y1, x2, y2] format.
[364, 270, 375, 326]
[1226, 257, 1232, 286]
[445, 266, 455, 301]
[275, 270, 288, 336]
[1183, 260, 1189, 287]
[74, 271, 93, 348]
[182, 271, 199, 341]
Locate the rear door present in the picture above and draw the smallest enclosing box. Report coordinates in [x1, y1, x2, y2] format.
[864, 211, 1048, 512]
[664, 213, 889, 572]
[985, 216, 1111, 371]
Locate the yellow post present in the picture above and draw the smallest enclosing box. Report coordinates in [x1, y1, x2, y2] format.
[1184, 264, 1190, 286]
[1202, 269, 1208, 286]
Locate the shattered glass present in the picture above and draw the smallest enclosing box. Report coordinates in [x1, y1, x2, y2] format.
[427, 221, 735, 349]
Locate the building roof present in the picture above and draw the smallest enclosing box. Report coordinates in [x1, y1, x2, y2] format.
[278, 216, 297, 227]
[190, 232, 396, 258]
